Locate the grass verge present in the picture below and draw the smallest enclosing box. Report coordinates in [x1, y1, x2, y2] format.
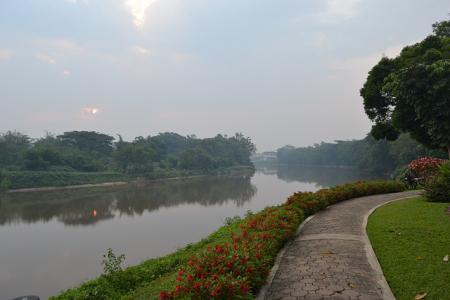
[367, 197, 450, 300]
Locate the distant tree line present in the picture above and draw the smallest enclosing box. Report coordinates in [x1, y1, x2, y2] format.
[277, 134, 447, 174]
[0, 131, 256, 176]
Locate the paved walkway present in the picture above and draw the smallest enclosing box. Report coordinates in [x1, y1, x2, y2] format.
[261, 191, 420, 300]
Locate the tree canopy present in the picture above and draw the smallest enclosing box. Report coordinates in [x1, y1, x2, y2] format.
[0, 131, 255, 176]
[360, 19, 450, 157]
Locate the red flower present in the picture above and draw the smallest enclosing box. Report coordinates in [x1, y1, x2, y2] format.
[193, 282, 202, 290]
[240, 283, 250, 294]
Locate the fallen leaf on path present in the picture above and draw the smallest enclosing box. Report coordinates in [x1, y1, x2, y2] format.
[321, 250, 334, 256]
[415, 292, 427, 300]
[443, 255, 449, 262]
[347, 282, 356, 289]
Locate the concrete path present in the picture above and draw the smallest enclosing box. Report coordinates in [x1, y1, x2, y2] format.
[260, 191, 420, 300]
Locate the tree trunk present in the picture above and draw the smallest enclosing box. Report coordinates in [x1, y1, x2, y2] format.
[448, 146, 450, 159]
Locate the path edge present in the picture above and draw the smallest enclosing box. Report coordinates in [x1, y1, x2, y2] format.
[362, 194, 420, 300]
[256, 215, 315, 300]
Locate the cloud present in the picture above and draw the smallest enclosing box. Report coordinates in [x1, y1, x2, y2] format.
[0, 48, 14, 61]
[62, 70, 71, 76]
[124, 0, 158, 28]
[35, 53, 57, 64]
[317, 0, 363, 23]
[35, 38, 84, 55]
[132, 45, 152, 56]
[32, 38, 85, 65]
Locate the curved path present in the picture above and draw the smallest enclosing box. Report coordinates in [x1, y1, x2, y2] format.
[260, 191, 420, 300]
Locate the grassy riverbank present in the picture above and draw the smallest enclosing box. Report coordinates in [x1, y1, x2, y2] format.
[367, 197, 450, 300]
[1, 166, 254, 191]
[50, 180, 406, 300]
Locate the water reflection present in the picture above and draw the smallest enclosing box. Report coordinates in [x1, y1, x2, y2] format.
[0, 174, 256, 226]
[259, 165, 386, 187]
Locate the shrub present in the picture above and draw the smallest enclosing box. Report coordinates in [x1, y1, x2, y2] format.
[408, 157, 447, 181]
[424, 162, 450, 202]
[102, 248, 126, 276]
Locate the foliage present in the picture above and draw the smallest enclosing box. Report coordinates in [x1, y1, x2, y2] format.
[360, 19, 450, 157]
[179, 147, 213, 170]
[114, 138, 156, 175]
[0, 131, 31, 167]
[58, 131, 115, 156]
[102, 248, 126, 276]
[160, 206, 302, 299]
[277, 134, 447, 174]
[0, 130, 255, 189]
[285, 180, 405, 214]
[367, 197, 450, 300]
[424, 162, 450, 202]
[408, 156, 447, 180]
[50, 180, 405, 300]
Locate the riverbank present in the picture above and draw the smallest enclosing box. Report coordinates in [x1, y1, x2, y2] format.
[2, 165, 255, 193]
[49, 180, 407, 300]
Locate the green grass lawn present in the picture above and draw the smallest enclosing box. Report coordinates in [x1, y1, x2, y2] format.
[367, 197, 450, 300]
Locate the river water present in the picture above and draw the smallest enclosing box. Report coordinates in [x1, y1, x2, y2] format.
[0, 166, 382, 299]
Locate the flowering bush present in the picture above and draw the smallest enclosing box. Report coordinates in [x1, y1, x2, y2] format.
[159, 180, 405, 299]
[408, 157, 447, 180]
[286, 180, 405, 210]
[160, 206, 302, 299]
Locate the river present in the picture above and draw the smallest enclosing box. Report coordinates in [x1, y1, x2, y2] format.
[0, 166, 383, 299]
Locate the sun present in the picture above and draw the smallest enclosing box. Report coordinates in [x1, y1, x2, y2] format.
[124, 0, 158, 28]
[84, 107, 100, 115]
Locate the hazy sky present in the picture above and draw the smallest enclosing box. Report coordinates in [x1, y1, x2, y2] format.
[0, 0, 448, 151]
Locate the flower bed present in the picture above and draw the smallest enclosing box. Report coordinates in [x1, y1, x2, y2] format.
[159, 180, 406, 299]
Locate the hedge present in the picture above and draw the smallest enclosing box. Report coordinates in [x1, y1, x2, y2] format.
[50, 180, 406, 300]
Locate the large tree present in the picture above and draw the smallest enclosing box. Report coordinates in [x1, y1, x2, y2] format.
[57, 131, 115, 156]
[360, 19, 450, 157]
